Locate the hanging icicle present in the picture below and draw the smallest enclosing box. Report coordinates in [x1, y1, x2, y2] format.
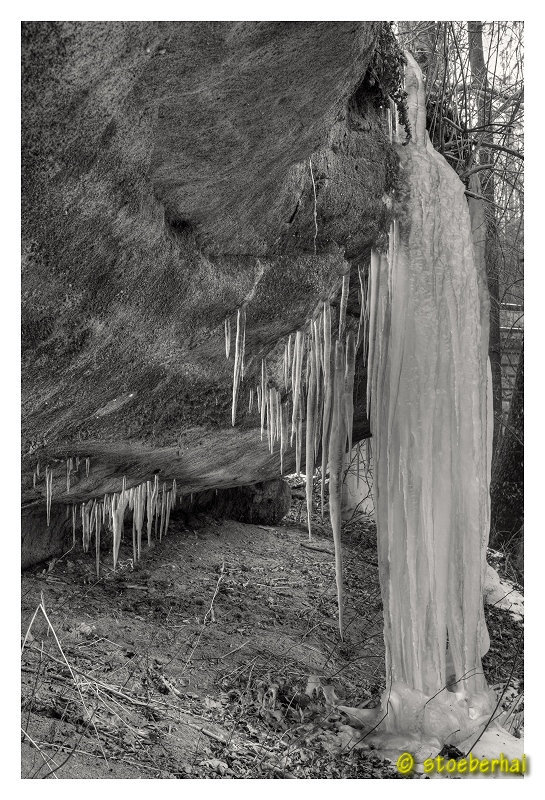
[45, 465, 53, 526]
[320, 302, 333, 520]
[328, 339, 346, 638]
[231, 307, 246, 426]
[291, 331, 304, 444]
[296, 414, 303, 476]
[94, 501, 101, 577]
[85, 457, 90, 478]
[338, 273, 350, 340]
[305, 349, 316, 539]
[71, 504, 76, 546]
[311, 318, 322, 459]
[344, 330, 356, 457]
[224, 317, 231, 359]
[81, 500, 91, 552]
[280, 401, 288, 475]
[260, 360, 267, 440]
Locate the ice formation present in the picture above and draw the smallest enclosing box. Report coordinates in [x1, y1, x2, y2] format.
[363, 51, 496, 746]
[231, 307, 247, 425]
[32, 47, 510, 754]
[36, 456, 178, 576]
[223, 267, 358, 632]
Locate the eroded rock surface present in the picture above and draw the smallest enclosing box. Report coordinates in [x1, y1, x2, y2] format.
[22, 22, 393, 556]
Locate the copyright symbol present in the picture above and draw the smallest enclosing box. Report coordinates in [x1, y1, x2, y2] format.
[397, 751, 415, 775]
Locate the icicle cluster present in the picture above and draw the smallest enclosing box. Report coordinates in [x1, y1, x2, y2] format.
[34, 453, 177, 576]
[71, 476, 178, 576]
[35, 455, 94, 525]
[227, 272, 365, 637]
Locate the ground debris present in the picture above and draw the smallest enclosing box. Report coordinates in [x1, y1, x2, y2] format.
[22, 501, 522, 778]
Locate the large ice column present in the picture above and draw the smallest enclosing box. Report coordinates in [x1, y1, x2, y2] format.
[368, 53, 494, 731]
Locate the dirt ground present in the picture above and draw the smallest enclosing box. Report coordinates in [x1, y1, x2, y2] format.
[21, 486, 523, 779]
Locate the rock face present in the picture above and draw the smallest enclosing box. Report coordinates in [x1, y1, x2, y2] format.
[22, 22, 394, 559]
[214, 480, 292, 526]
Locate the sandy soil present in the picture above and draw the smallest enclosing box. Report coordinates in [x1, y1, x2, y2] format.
[21, 491, 523, 779]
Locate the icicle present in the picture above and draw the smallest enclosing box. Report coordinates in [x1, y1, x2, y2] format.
[280, 401, 287, 475]
[241, 309, 247, 381]
[131, 503, 137, 562]
[66, 458, 71, 493]
[286, 334, 292, 390]
[81, 501, 90, 552]
[146, 480, 154, 546]
[45, 466, 53, 526]
[356, 266, 365, 346]
[71, 504, 76, 546]
[153, 474, 160, 539]
[134, 482, 145, 560]
[260, 360, 267, 440]
[291, 331, 304, 443]
[305, 353, 316, 539]
[172, 479, 177, 506]
[296, 414, 302, 476]
[75, 456, 80, 471]
[249, 387, 254, 413]
[257, 384, 262, 415]
[85, 457, 90, 478]
[95, 502, 101, 577]
[366, 250, 380, 417]
[112, 489, 129, 570]
[338, 273, 350, 340]
[312, 318, 322, 458]
[362, 266, 370, 365]
[290, 334, 297, 396]
[159, 483, 166, 540]
[224, 317, 231, 359]
[304, 331, 311, 389]
[36, 461, 40, 478]
[273, 390, 278, 448]
[320, 302, 332, 520]
[344, 330, 356, 457]
[231, 307, 246, 426]
[268, 388, 274, 453]
[328, 339, 346, 638]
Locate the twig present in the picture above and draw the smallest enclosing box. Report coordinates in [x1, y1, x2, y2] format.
[21, 728, 59, 778]
[204, 560, 225, 625]
[24, 601, 108, 762]
[25, 645, 156, 709]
